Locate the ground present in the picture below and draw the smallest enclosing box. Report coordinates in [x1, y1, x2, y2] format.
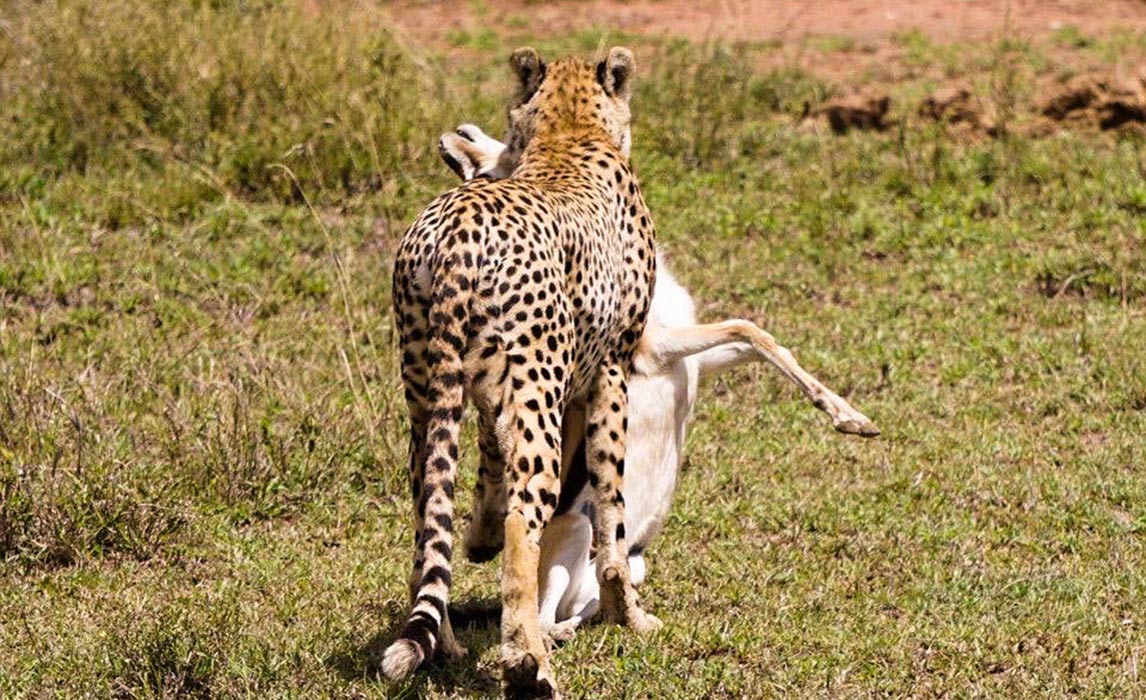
[389, 0, 1146, 83]
[0, 1, 1144, 699]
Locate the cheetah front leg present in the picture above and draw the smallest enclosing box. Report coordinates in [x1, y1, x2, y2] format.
[587, 363, 662, 632]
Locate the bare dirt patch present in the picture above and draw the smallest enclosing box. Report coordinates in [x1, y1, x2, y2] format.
[388, 0, 1146, 137]
[390, 0, 1145, 47]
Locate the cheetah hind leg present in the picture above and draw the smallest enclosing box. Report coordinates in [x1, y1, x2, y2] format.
[587, 364, 663, 634]
[438, 611, 468, 662]
[465, 412, 508, 563]
[502, 513, 560, 700]
[494, 389, 563, 698]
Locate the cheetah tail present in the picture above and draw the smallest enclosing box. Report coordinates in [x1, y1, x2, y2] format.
[383, 246, 478, 680]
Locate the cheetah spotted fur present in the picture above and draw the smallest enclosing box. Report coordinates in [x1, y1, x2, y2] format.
[385, 47, 658, 699]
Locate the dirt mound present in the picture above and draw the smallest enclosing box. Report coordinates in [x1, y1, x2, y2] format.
[801, 75, 1144, 138]
[805, 94, 892, 134]
[1097, 96, 1146, 130]
[1038, 70, 1146, 132]
[1038, 76, 1105, 119]
[919, 83, 997, 135]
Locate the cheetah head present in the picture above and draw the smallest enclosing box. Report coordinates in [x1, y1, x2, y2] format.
[499, 46, 635, 173]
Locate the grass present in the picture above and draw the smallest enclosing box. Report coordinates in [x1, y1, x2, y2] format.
[1, 1, 1145, 698]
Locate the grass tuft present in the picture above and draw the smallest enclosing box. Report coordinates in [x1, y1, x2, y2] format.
[1, 0, 445, 217]
[637, 41, 829, 166]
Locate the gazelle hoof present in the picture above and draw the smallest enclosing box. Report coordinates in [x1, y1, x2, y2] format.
[835, 418, 880, 437]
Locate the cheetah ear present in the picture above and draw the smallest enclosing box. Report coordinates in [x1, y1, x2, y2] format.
[509, 46, 546, 98]
[596, 46, 634, 100]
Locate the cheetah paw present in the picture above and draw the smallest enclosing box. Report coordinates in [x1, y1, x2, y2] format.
[503, 652, 560, 700]
[438, 640, 469, 663]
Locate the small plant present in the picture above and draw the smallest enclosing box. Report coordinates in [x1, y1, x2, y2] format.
[638, 40, 828, 166]
[446, 27, 500, 51]
[892, 27, 934, 66]
[1051, 25, 1094, 49]
[812, 35, 857, 53]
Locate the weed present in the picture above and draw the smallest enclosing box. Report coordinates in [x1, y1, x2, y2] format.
[1052, 25, 1095, 49]
[810, 35, 858, 53]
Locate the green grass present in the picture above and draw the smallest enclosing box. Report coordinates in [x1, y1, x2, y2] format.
[1051, 25, 1095, 50]
[2, 2, 1145, 698]
[810, 35, 859, 53]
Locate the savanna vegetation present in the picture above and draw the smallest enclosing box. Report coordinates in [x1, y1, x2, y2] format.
[1, 1, 1144, 698]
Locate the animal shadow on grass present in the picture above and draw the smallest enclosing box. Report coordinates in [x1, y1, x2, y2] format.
[326, 598, 504, 698]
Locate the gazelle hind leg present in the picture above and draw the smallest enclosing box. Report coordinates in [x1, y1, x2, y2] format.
[538, 510, 594, 643]
[627, 552, 647, 586]
[639, 320, 879, 436]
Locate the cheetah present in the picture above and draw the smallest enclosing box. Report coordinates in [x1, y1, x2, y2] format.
[441, 124, 879, 638]
[385, 47, 658, 698]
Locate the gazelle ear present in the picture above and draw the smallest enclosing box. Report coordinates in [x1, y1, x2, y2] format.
[439, 125, 510, 181]
[439, 132, 478, 181]
[596, 46, 635, 100]
[509, 46, 546, 98]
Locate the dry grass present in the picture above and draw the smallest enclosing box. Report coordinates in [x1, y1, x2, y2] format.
[1, 2, 1144, 698]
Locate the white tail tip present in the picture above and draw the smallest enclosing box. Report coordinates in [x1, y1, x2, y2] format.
[382, 638, 424, 680]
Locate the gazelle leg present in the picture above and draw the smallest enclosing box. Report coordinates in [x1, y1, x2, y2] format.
[636, 320, 879, 436]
